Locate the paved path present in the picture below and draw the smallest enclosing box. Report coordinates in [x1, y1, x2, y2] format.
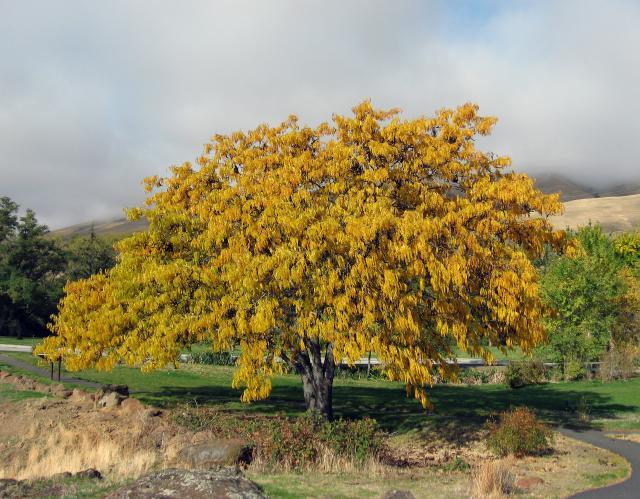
[559, 427, 639, 498]
[0, 344, 32, 353]
[0, 352, 100, 388]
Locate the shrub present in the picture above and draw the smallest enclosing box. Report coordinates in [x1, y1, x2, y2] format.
[504, 360, 546, 389]
[563, 358, 585, 381]
[442, 456, 471, 473]
[486, 407, 554, 457]
[320, 416, 384, 463]
[599, 347, 638, 381]
[457, 369, 489, 385]
[471, 458, 515, 498]
[188, 351, 236, 366]
[173, 406, 385, 470]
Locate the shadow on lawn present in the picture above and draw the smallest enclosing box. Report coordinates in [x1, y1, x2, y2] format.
[133, 380, 637, 436]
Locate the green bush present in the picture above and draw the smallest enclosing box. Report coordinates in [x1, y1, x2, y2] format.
[504, 360, 546, 389]
[441, 456, 470, 473]
[320, 416, 383, 463]
[173, 406, 385, 469]
[188, 351, 236, 366]
[487, 407, 554, 457]
[563, 358, 586, 381]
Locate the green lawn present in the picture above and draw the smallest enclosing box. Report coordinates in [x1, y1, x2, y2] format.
[2, 351, 638, 433]
[0, 382, 46, 403]
[0, 336, 42, 347]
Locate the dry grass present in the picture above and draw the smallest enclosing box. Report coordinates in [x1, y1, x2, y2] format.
[550, 193, 640, 233]
[470, 457, 515, 498]
[249, 442, 387, 475]
[1, 422, 158, 481]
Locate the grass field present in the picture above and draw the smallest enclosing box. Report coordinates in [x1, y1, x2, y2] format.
[2, 351, 638, 432]
[0, 383, 46, 404]
[0, 336, 41, 347]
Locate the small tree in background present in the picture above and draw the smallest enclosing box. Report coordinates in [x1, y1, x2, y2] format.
[540, 226, 640, 376]
[37, 102, 567, 419]
[64, 228, 117, 281]
[0, 199, 66, 337]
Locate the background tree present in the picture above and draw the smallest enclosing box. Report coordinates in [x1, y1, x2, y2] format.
[0, 201, 66, 337]
[64, 228, 117, 281]
[38, 102, 567, 419]
[538, 225, 632, 370]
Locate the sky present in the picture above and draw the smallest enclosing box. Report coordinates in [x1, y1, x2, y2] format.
[1, 0, 639, 229]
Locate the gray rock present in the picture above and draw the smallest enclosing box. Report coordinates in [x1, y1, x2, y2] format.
[178, 440, 254, 469]
[96, 391, 125, 409]
[381, 491, 416, 499]
[104, 468, 265, 498]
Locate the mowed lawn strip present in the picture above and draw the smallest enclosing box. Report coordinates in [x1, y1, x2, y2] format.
[0, 337, 41, 347]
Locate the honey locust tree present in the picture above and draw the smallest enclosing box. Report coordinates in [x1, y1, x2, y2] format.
[37, 102, 567, 419]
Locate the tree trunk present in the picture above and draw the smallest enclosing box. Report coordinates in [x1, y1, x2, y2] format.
[292, 339, 336, 420]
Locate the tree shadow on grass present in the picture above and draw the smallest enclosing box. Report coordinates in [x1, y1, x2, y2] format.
[132, 379, 638, 439]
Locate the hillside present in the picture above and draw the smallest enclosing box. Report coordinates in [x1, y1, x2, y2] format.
[50, 217, 149, 238]
[533, 174, 597, 201]
[549, 193, 640, 233]
[50, 174, 640, 238]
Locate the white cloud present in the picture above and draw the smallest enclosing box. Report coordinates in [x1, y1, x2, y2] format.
[1, 0, 639, 227]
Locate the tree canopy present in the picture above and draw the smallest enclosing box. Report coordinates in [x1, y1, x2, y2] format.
[539, 226, 640, 369]
[37, 102, 567, 417]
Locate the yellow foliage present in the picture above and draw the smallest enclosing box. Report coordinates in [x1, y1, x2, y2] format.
[36, 101, 567, 408]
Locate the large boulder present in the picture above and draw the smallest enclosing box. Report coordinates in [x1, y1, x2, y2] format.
[104, 468, 265, 498]
[178, 440, 254, 469]
[94, 384, 129, 409]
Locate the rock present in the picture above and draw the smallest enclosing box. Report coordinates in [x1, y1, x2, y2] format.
[50, 471, 73, 480]
[50, 383, 72, 398]
[381, 491, 416, 499]
[104, 468, 265, 499]
[0, 478, 22, 498]
[99, 384, 129, 397]
[120, 397, 145, 414]
[178, 440, 254, 469]
[74, 468, 102, 480]
[516, 476, 544, 489]
[97, 391, 125, 409]
[94, 384, 129, 409]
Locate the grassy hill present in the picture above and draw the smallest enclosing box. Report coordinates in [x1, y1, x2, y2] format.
[533, 173, 597, 201]
[50, 174, 640, 238]
[50, 217, 149, 238]
[550, 193, 640, 233]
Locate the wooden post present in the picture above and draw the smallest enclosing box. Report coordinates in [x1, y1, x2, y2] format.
[50, 362, 54, 380]
[57, 357, 61, 381]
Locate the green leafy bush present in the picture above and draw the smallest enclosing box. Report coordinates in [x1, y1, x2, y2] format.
[173, 406, 385, 469]
[504, 360, 546, 389]
[441, 456, 470, 473]
[320, 416, 383, 463]
[188, 351, 236, 366]
[563, 358, 585, 381]
[487, 407, 554, 457]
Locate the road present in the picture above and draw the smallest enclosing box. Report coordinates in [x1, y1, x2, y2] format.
[560, 428, 639, 498]
[0, 345, 100, 388]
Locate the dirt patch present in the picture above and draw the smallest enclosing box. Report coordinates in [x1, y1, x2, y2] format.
[0, 372, 246, 481]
